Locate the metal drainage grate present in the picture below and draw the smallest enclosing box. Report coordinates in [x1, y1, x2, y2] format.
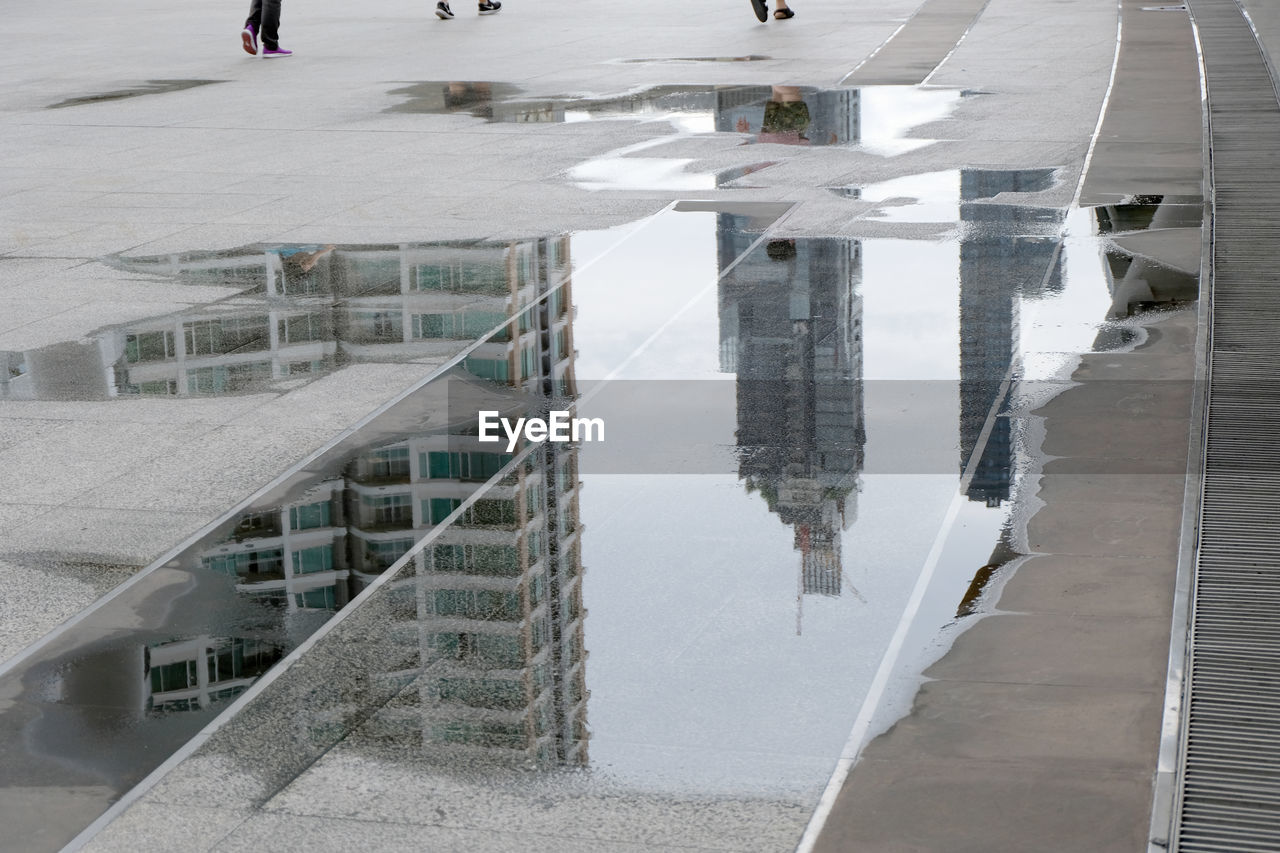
[1175, 0, 1280, 850]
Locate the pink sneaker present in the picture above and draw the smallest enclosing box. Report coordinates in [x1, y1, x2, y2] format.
[262, 46, 293, 57]
[241, 23, 258, 55]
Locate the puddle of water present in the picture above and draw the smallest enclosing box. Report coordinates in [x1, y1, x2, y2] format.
[387, 82, 958, 152]
[852, 168, 1064, 225]
[382, 82, 964, 192]
[47, 80, 225, 110]
[5, 190, 1204, 849]
[2, 241, 574, 401]
[616, 55, 774, 63]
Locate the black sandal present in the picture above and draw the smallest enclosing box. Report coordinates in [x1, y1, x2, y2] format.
[774, 7, 794, 18]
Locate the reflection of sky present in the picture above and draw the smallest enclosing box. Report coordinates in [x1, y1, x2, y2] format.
[1019, 207, 1117, 378]
[862, 170, 961, 223]
[570, 208, 974, 796]
[582, 472, 958, 797]
[570, 210, 721, 380]
[861, 239, 961, 380]
[560, 201, 1120, 796]
[858, 86, 961, 156]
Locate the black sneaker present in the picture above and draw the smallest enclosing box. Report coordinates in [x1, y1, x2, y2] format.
[478, 0, 501, 14]
[435, 1, 455, 18]
[750, 0, 767, 21]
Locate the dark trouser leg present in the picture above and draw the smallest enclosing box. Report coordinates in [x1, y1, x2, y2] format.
[244, 0, 281, 47]
[258, 0, 282, 48]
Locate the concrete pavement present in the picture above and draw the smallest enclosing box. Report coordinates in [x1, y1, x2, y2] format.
[3, 0, 1266, 848]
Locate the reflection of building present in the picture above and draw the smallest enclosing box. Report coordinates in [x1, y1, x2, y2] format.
[164, 235, 590, 766]
[199, 481, 352, 621]
[1, 239, 571, 401]
[411, 250, 589, 769]
[718, 215, 866, 611]
[177, 235, 589, 767]
[1095, 197, 1201, 319]
[958, 170, 1065, 506]
[145, 636, 284, 714]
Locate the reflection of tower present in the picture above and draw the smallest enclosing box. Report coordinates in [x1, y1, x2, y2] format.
[718, 215, 866, 615]
[958, 170, 1064, 506]
[409, 236, 589, 769]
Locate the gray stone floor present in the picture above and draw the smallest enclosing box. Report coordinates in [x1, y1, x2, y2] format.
[6, 0, 1272, 848]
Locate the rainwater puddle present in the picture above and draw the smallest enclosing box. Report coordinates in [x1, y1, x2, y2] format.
[47, 80, 225, 110]
[615, 55, 774, 63]
[386, 83, 961, 190]
[3, 196, 1202, 851]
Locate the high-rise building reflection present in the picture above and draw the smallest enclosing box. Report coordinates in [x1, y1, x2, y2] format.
[717, 214, 866, 617]
[78, 237, 594, 768]
[958, 169, 1064, 506]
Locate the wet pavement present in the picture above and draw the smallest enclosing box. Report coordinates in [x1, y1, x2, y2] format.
[0, 0, 1234, 849]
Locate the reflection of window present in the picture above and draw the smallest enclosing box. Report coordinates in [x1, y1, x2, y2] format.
[515, 245, 537, 288]
[520, 346, 536, 380]
[367, 446, 410, 479]
[464, 356, 509, 382]
[427, 497, 461, 524]
[364, 538, 414, 570]
[202, 548, 283, 577]
[353, 311, 401, 339]
[468, 498, 516, 527]
[236, 511, 275, 535]
[430, 544, 520, 577]
[348, 257, 400, 292]
[290, 501, 331, 530]
[411, 311, 511, 341]
[424, 498, 516, 527]
[422, 451, 512, 482]
[413, 261, 507, 295]
[439, 676, 526, 710]
[433, 632, 523, 667]
[295, 587, 338, 609]
[150, 660, 196, 693]
[429, 719, 525, 748]
[432, 588, 522, 621]
[292, 545, 334, 575]
[185, 362, 272, 394]
[205, 638, 280, 683]
[280, 313, 326, 343]
[364, 493, 412, 525]
[124, 330, 175, 363]
[135, 379, 178, 396]
[185, 317, 268, 356]
[547, 287, 565, 319]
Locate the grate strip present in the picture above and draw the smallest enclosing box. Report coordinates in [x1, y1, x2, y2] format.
[1173, 0, 1280, 850]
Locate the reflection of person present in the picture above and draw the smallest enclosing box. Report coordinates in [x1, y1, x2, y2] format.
[442, 82, 497, 118]
[281, 244, 335, 273]
[240, 0, 292, 57]
[749, 0, 794, 21]
[271, 244, 335, 295]
[435, 0, 502, 19]
[736, 86, 811, 145]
